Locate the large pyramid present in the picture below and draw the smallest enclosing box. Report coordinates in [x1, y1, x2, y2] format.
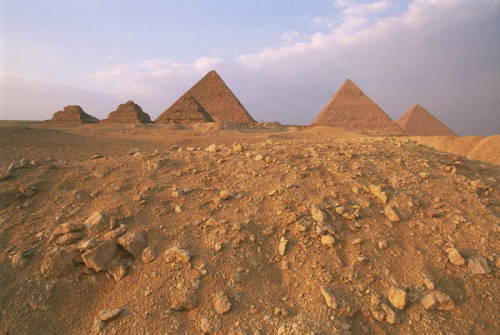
[46, 105, 99, 124]
[397, 104, 456, 136]
[102, 101, 152, 123]
[311, 79, 403, 135]
[156, 96, 214, 124]
[156, 70, 255, 124]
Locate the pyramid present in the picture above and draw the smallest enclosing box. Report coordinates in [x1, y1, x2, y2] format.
[156, 70, 255, 124]
[46, 105, 99, 124]
[397, 104, 456, 136]
[156, 96, 214, 124]
[102, 100, 152, 123]
[311, 79, 403, 135]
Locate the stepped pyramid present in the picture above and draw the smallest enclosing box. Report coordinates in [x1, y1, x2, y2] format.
[397, 104, 456, 136]
[156, 70, 255, 124]
[311, 79, 403, 135]
[156, 96, 214, 124]
[46, 105, 99, 124]
[102, 100, 152, 123]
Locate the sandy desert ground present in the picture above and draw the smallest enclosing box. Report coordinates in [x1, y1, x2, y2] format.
[0, 121, 499, 334]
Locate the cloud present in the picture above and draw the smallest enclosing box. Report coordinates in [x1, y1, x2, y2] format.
[4, 0, 499, 135]
[339, 0, 393, 16]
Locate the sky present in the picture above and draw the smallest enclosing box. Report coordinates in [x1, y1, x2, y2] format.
[0, 0, 499, 135]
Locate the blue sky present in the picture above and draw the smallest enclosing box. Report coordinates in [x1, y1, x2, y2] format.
[1, 0, 499, 135]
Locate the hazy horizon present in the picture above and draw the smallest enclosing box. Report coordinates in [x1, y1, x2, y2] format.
[1, 0, 499, 135]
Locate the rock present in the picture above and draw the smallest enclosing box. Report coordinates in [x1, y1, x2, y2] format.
[117, 231, 147, 258]
[467, 256, 491, 275]
[384, 206, 400, 222]
[78, 238, 97, 251]
[11, 250, 30, 267]
[53, 222, 85, 235]
[141, 247, 156, 263]
[97, 308, 123, 321]
[164, 246, 191, 263]
[369, 184, 388, 204]
[102, 225, 127, 240]
[310, 204, 327, 222]
[40, 248, 74, 277]
[420, 291, 455, 311]
[108, 260, 128, 282]
[387, 287, 406, 310]
[214, 243, 223, 251]
[232, 143, 244, 152]
[0, 170, 11, 182]
[381, 303, 397, 324]
[320, 286, 338, 309]
[320, 235, 335, 247]
[0, 189, 24, 209]
[219, 190, 231, 200]
[205, 144, 218, 152]
[213, 292, 232, 314]
[254, 154, 264, 161]
[199, 317, 212, 334]
[278, 237, 288, 256]
[82, 240, 119, 272]
[55, 231, 83, 245]
[171, 288, 199, 311]
[85, 211, 108, 234]
[446, 248, 465, 266]
[335, 206, 345, 215]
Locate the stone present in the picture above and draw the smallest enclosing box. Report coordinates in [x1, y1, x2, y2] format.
[11, 251, 30, 267]
[108, 260, 128, 282]
[164, 246, 191, 263]
[97, 308, 123, 321]
[310, 204, 327, 222]
[381, 303, 397, 324]
[320, 286, 338, 309]
[467, 256, 491, 275]
[384, 206, 400, 222]
[446, 248, 465, 266]
[420, 291, 455, 311]
[369, 184, 388, 204]
[55, 231, 83, 246]
[200, 317, 212, 334]
[214, 243, 223, 251]
[213, 292, 232, 314]
[219, 190, 231, 200]
[278, 237, 288, 256]
[171, 288, 199, 311]
[117, 231, 147, 258]
[141, 247, 156, 263]
[206, 144, 218, 152]
[320, 235, 335, 247]
[254, 154, 264, 161]
[82, 240, 119, 272]
[85, 211, 108, 234]
[40, 248, 74, 277]
[387, 287, 406, 310]
[232, 143, 244, 152]
[53, 222, 85, 235]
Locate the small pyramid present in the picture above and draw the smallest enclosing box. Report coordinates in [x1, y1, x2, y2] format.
[102, 100, 152, 123]
[46, 105, 99, 124]
[397, 104, 456, 136]
[156, 70, 255, 124]
[156, 96, 214, 124]
[311, 79, 403, 135]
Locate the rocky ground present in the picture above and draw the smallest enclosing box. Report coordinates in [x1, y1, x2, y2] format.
[0, 122, 499, 334]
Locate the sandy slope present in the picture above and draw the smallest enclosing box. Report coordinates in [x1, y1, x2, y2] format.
[0, 122, 499, 335]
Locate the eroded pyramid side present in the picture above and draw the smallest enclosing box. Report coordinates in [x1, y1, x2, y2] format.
[46, 105, 99, 124]
[311, 79, 403, 135]
[102, 101, 152, 123]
